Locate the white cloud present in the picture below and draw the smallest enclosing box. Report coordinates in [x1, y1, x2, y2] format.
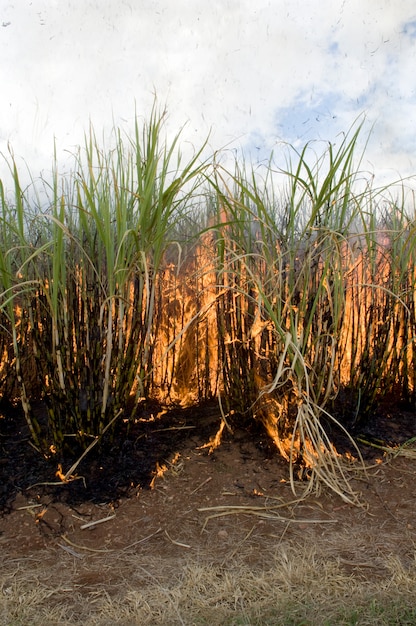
[0, 0, 415, 189]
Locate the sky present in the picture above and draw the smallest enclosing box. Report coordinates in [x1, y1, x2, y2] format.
[1, 0, 416, 191]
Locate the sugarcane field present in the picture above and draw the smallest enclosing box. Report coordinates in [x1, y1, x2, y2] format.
[1, 109, 416, 625]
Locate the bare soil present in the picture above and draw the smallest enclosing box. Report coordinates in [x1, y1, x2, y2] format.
[1, 399, 416, 624]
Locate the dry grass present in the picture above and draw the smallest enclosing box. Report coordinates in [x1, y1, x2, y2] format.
[1, 531, 416, 625]
[1, 433, 415, 625]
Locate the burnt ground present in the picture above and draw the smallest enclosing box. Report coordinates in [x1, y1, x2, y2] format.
[0, 400, 226, 512]
[0, 395, 415, 515]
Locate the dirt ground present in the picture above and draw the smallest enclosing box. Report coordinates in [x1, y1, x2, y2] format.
[1, 399, 416, 625]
